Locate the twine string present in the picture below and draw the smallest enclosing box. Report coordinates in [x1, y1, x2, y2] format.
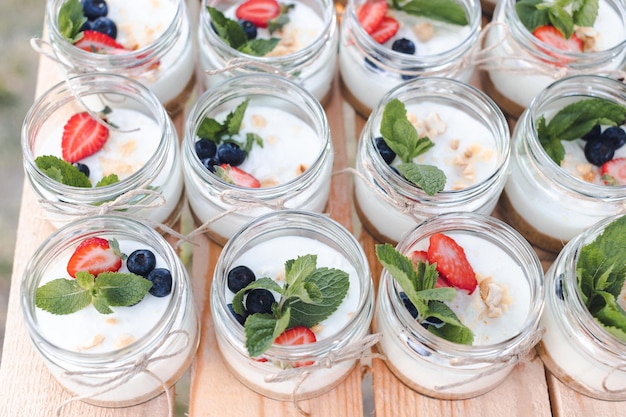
[602, 362, 626, 394]
[204, 58, 293, 78]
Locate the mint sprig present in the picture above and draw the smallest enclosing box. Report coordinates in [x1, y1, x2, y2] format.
[35, 271, 152, 315]
[231, 255, 350, 358]
[208, 7, 279, 57]
[576, 215, 626, 342]
[268, 4, 295, 34]
[35, 155, 120, 188]
[536, 98, 626, 165]
[390, 0, 468, 26]
[376, 243, 474, 345]
[379, 98, 446, 195]
[58, 0, 87, 43]
[515, 0, 598, 39]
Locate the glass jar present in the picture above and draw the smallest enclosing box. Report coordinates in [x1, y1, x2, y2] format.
[20, 215, 199, 407]
[46, 0, 196, 116]
[182, 74, 333, 245]
[501, 75, 626, 254]
[197, 0, 338, 105]
[482, 0, 626, 119]
[211, 210, 375, 400]
[375, 212, 544, 399]
[539, 214, 626, 400]
[338, 0, 481, 117]
[354, 76, 510, 244]
[22, 73, 184, 229]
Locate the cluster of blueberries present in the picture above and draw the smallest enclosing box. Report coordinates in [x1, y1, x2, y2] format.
[127, 248, 173, 297]
[365, 38, 419, 81]
[79, 0, 118, 39]
[582, 125, 626, 166]
[226, 265, 274, 325]
[195, 138, 248, 173]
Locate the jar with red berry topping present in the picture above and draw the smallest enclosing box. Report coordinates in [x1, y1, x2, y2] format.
[375, 212, 544, 399]
[198, 0, 338, 105]
[211, 210, 375, 401]
[481, 0, 626, 119]
[45, 0, 196, 116]
[501, 75, 626, 254]
[181, 73, 333, 245]
[21, 73, 184, 229]
[21, 215, 199, 407]
[338, 0, 482, 117]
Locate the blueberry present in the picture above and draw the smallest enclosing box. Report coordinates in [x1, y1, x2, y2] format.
[91, 16, 117, 39]
[201, 157, 220, 173]
[79, 19, 92, 32]
[584, 138, 615, 166]
[227, 265, 256, 293]
[601, 126, 626, 150]
[581, 124, 601, 141]
[127, 249, 157, 277]
[217, 142, 247, 166]
[245, 288, 275, 314]
[392, 38, 416, 55]
[73, 162, 90, 177]
[239, 20, 257, 40]
[228, 303, 248, 325]
[81, 0, 108, 20]
[147, 268, 173, 297]
[399, 292, 418, 319]
[195, 138, 217, 159]
[375, 136, 396, 164]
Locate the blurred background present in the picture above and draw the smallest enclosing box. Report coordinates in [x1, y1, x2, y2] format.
[0, 0, 44, 359]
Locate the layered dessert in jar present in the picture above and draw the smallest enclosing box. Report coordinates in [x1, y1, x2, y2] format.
[46, 0, 196, 116]
[502, 75, 626, 253]
[211, 210, 374, 401]
[354, 77, 510, 244]
[20, 215, 199, 407]
[482, 0, 626, 118]
[375, 212, 544, 399]
[198, 0, 338, 105]
[538, 214, 626, 400]
[182, 74, 333, 245]
[338, 0, 481, 117]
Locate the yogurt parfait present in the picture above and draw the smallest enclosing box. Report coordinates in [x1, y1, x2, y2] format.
[375, 212, 544, 399]
[354, 77, 510, 244]
[46, 0, 196, 116]
[198, 0, 338, 104]
[502, 75, 626, 253]
[22, 73, 184, 229]
[20, 215, 199, 407]
[481, 0, 626, 118]
[211, 210, 375, 401]
[338, 0, 481, 117]
[182, 74, 333, 245]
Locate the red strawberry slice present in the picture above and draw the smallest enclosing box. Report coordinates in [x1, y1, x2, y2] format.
[356, 0, 388, 35]
[427, 233, 477, 294]
[221, 164, 261, 188]
[601, 157, 626, 185]
[67, 237, 123, 278]
[274, 326, 317, 367]
[235, 0, 281, 28]
[61, 111, 110, 163]
[533, 25, 583, 54]
[74, 30, 126, 53]
[411, 250, 451, 288]
[370, 16, 399, 44]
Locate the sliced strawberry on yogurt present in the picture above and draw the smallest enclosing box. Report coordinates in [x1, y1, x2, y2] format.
[427, 233, 477, 294]
[67, 237, 123, 278]
[357, 0, 388, 35]
[74, 30, 126, 53]
[61, 111, 110, 163]
[220, 164, 261, 188]
[601, 157, 626, 185]
[533, 25, 583, 57]
[370, 16, 399, 44]
[274, 326, 316, 367]
[235, 0, 281, 28]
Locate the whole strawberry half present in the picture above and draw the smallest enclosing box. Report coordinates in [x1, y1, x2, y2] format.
[220, 164, 261, 188]
[74, 30, 126, 53]
[370, 16, 399, 44]
[274, 326, 316, 367]
[357, 0, 388, 35]
[67, 237, 123, 278]
[427, 233, 477, 294]
[235, 0, 280, 28]
[601, 157, 626, 185]
[532, 25, 583, 63]
[61, 111, 110, 163]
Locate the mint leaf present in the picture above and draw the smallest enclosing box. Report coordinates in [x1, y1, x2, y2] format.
[95, 272, 153, 307]
[225, 99, 250, 136]
[397, 163, 446, 196]
[238, 38, 281, 56]
[515, 0, 599, 38]
[207, 7, 278, 56]
[515, 0, 550, 33]
[35, 155, 92, 188]
[96, 174, 120, 187]
[197, 117, 224, 141]
[285, 255, 317, 288]
[76, 271, 95, 291]
[35, 278, 92, 315]
[548, 5, 574, 39]
[392, 0, 468, 25]
[573, 0, 598, 27]
[92, 295, 114, 315]
[425, 301, 474, 345]
[58, 0, 87, 43]
[245, 313, 280, 357]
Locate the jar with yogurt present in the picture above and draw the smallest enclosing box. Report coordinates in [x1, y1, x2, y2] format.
[481, 0, 626, 119]
[375, 212, 544, 399]
[354, 76, 510, 244]
[501, 75, 626, 254]
[22, 73, 184, 229]
[211, 210, 375, 400]
[182, 74, 333, 245]
[45, 0, 196, 116]
[539, 214, 626, 400]
[338, 0, 481, 117]
[20, 215, 199, 407]
[198, 0, 338, 105]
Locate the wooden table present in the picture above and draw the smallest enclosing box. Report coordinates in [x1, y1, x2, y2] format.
[2, 8, 626, 417]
